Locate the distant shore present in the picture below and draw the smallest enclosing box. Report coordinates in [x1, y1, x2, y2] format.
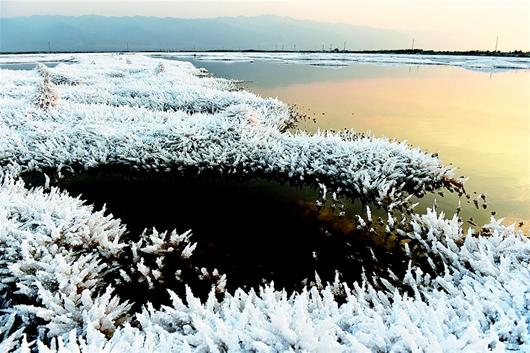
[1, 49, 529, 58]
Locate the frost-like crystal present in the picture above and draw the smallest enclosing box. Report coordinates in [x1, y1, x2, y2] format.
[0, 54, 527, 352]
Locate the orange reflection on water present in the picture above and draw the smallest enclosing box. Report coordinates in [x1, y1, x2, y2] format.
[251, 65, 530, 224]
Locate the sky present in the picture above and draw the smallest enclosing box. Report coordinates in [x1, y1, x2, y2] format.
[1, 1, 529, 50]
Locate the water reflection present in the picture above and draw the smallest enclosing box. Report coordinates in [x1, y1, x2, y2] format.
[185, 59, 530, 228]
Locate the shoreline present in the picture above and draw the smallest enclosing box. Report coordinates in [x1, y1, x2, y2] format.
[1, 49, 529, 58]
[0, 53, 528, 352]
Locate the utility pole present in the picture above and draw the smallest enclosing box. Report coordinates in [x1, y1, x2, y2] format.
[282, 44, 284, 51]
[48, 41, 51, 53]
[494, 36, 499, 52]
[293, 44, 296, 51]
[411, 38, 415, 50]
[329, 44, 332, 51]
[126, 41, 129, 52]
[343, 42, 346, 51]
[322, 44, 325, 52]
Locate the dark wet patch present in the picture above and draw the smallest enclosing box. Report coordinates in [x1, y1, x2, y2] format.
[24, 170, 413, 305]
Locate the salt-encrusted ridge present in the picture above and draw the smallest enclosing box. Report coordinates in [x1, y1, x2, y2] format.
[0, 176, 527, 352]
[0, 55, 459, 210]
[0, 54, 527, 352]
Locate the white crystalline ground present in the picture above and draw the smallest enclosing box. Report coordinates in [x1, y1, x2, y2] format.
[0, 53, 79, 64]
[0, 55, 458, 209]
[147, 52, 530, 71]
[0, 177, 528, 353]
[1, 52, 529, 72]
[0, 54, 528, 352]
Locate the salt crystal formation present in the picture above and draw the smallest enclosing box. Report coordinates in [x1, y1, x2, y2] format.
[151, 52, 530, 71]
[0, 55, 528, 352]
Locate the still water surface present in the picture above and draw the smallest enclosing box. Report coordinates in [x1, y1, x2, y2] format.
[183, 59, 530, 227]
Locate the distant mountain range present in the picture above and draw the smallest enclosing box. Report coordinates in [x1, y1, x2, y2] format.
[0, 15, 418, 52]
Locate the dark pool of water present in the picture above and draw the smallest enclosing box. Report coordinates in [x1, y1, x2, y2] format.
[27, 170, 412, 302]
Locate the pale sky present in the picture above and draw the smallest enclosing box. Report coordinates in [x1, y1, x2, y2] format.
[2, 1, 529, 50]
